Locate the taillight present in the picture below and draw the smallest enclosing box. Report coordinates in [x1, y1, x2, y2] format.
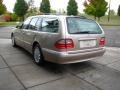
[55, 39, 74, 49]
[99, 37, 105, 47]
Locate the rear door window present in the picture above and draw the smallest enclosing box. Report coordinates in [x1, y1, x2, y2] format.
[28, 17, 39, 30]
[67, 17, 102, 34]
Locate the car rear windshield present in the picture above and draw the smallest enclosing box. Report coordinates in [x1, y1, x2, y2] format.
[67, 17, 102, 34]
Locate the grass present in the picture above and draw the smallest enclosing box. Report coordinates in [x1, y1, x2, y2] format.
[82, 15, 120, 26]
[99, 16, 120, 26]
[0, 22, 17, 27]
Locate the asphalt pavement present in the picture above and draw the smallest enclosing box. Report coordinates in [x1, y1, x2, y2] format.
[102, 26, 120, 47]
[0, 26, 120, 90]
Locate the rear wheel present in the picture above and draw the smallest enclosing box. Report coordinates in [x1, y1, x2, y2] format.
[33, 44, 44, 65]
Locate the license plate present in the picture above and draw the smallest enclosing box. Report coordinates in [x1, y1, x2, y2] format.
[80, 40, 96, 48]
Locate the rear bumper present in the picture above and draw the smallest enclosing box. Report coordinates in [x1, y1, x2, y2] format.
[42, 47, 106, 64]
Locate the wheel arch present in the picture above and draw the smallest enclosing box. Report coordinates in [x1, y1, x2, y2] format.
[32, 41, 45, 63]
[32, 41, 41, 52]
[11, 33, 14, 38]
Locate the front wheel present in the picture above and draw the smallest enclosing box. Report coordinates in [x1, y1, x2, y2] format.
[11, 35, 17, 47]
[33, 44, 44, 65]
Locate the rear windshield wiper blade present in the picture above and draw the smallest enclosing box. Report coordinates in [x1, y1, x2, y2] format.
[72, 31, 90, 34]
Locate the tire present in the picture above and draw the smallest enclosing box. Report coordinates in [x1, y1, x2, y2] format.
[33, 44, 44, 65]
[11, 35, 17, 47]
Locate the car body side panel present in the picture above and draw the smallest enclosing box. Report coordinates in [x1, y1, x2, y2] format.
[14, 28, 24, 47]
[22, 30, 36, 53]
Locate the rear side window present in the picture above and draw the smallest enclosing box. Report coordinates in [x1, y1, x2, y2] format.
[41, 18, 59, 33]
[28, 17, 39, 30]
[67, 18, 102, 34]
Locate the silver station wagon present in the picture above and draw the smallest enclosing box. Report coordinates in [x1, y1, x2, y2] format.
[11, 15, 106, 64]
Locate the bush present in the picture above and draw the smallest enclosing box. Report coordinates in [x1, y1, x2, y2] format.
[2, 14, 11, 22]
[11, 13, 19, 21]
[1, 13, 19, 22]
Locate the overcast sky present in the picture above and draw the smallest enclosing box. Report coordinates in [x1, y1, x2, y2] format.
[3, 0, 120, 13]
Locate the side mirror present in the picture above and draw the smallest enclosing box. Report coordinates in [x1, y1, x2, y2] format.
[16, 25, 19, 28]
[16, 22, 23, 29]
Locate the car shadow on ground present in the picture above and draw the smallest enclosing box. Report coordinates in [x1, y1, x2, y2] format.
[14, 46, 66, 73]
[13, 46, 95, 75]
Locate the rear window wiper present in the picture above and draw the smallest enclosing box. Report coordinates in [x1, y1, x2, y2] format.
[71, 31, 90, 34]
[71, 31, 100, 34]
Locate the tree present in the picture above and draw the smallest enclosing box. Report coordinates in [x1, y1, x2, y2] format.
[28, 0, 34, 8]
[40, 0, 50, 13]
[110, 10, 115, 16]
[0, 0, 6, 15]
[27, 0, 41, 17]
[11, 13, 19, 21]
[14, 0, 28, 21]
[117, 5, 120, 16]
[26, 7, 40, 17]
[51, 9, 57, 14]
[67, 0, 78, 15]
[84, 0, 108, 20]
[28, 0, 35, 13]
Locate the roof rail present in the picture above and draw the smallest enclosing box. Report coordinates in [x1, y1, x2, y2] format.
[79, 16, 87, 19]
[39, 13, 87, 19]
[40, 13, 66, 15]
